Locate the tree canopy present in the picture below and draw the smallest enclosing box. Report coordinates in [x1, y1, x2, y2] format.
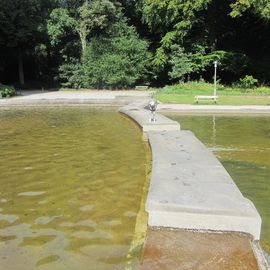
[48, 0, 118, 51]
[0, 0, 57, 85]
[0, 0, 270, 88]
[231, 0, 270, 20]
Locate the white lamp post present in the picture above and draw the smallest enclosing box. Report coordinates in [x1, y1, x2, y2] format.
[214, 61, 218, 97]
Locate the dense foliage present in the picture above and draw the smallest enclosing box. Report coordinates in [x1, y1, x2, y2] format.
[82, 35, 151, 88]
[58, 21, 152, 88]
[0, 0, 270, 89]
[0, 84, 15, 98]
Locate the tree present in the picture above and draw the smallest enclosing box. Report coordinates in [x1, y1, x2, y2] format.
[77, 0, 117, 51]
[139, 0, 212, 69]
[0, 0, 56, 86]
[47, 8, 76, 47]
[168, 45, 192, 81]
[58, 20, 152, 88]
[1, 0, 270, 88]
[231, 0, 270, 20]
[48, 0, 117, 52]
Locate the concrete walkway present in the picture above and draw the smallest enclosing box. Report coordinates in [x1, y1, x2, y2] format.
[120, 100, 267, 269]
[119, 102, 180, 132]
[120, 101, 261, 240]
[0, 90, 152, 106]
[1, 91, 270, 113]
[146, 130, 261, 239]
[158, 104, 270, 114]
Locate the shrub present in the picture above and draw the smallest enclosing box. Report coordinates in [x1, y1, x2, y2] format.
[82, 35, 152, 88]
[58, 61, 85, 89]
[0, 84, 15, 98]
[238, 75, 258, 89]
[58, 21, 152, 89]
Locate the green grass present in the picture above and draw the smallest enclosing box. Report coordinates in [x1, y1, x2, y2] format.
[155, 81, 270, 105]
[157, 94, 270, 105]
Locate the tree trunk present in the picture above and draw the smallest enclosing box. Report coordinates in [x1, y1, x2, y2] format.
[79, 31, 87, 53]
[18, 47, 25, 85]
[46, 43, 53, 88]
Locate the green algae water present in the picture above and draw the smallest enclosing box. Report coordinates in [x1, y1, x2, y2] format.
[0, 107, 147, 270]
[167, 114, 270, 253]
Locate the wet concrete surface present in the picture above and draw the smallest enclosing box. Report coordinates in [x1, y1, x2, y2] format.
[140, 228, 259, 270]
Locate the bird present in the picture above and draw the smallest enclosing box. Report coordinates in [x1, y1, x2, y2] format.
[149, 99, 157, 122]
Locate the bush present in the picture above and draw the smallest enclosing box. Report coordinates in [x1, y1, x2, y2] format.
[161, 81, 214, 95]
[82, 35, 152, 88]
[58, 21, 152, 89]
[0, 84, 15, 98]
[58, 60, 85, 89]
[83, 22, 151, 88]
[238, 75, 258, 89]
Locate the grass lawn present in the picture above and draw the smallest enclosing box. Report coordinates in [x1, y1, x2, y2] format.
[155, 82, 270, 105]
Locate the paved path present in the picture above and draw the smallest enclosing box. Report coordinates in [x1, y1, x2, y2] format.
[2, 91, 270, 113]
[15, 90, 151, 99]
[19, 90, 51, 96]
[119, 102, 180, 132]
[158, 104, 270, 114]
[120, 101, 266, 269]
[0, 90, 152, 106]
[120, 101, 261, 240]
[146, 130, 261, 239]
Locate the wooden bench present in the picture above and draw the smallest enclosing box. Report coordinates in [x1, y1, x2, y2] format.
[195, 95, 218, 104]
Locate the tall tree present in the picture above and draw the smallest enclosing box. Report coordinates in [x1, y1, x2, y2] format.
[48, 0, 117, 52]
[139, 0, 212, 69]
[0, 0, 56, 86]
[231, 0, 270, 20]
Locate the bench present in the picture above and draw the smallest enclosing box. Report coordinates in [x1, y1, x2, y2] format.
[195, 95, 218, 104]
[135, 85, 149, 90]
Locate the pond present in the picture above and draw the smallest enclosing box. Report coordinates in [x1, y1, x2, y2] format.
[0, 107, 148, 270]
[166, 114, 270, 253]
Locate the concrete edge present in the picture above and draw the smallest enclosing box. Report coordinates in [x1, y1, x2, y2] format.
[0, 99, 127, 106]
[0, 104, 122, 108]
[147, 210, 261, 240]
[120, 102, 261, 234]
[157, 104, 270, 114]
[160, 109, 270, 115]
[252, 242, 270, 270]
[119, 101, 268, 269]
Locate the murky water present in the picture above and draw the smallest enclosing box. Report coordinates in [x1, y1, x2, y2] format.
[0, 107, 147, 270]
[167, 114, 270, 253]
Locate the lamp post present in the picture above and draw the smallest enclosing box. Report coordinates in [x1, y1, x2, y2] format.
[214, 61, 218, 97]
